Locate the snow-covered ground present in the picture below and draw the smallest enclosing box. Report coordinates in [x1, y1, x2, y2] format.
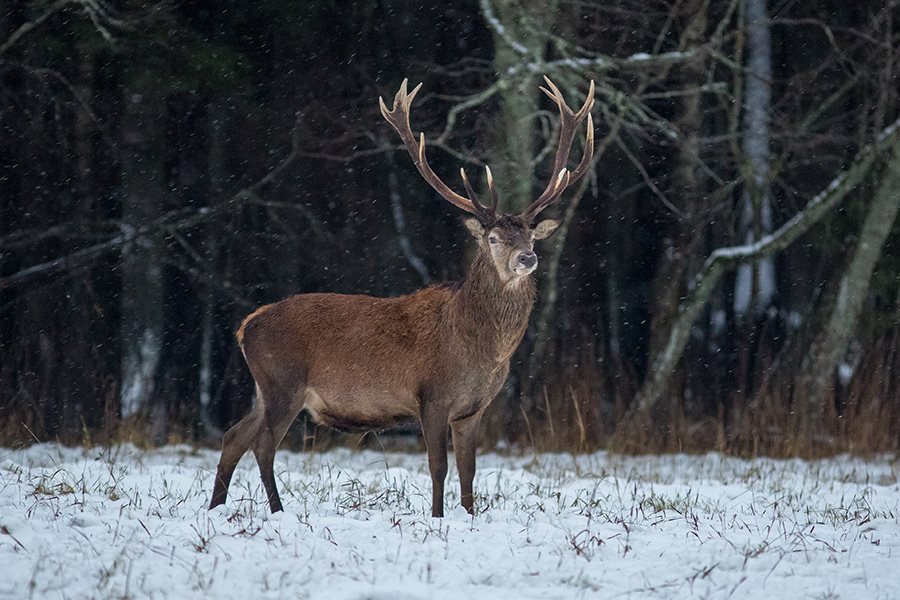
[1, 444, 898, 599]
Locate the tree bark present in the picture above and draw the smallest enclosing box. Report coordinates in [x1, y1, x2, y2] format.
[798, 141, 900, 435]
[196, 102, 227, 440]
[482, 0, 551, 212]
[734, 0, 776, 316]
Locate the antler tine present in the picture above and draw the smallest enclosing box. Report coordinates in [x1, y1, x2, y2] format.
[569, 113, 595, 183]
[378, 79, 422, 126]
[460, 167, 497, 222]
[484, 165, 498, 213]
[521, 79, 596, 223]
[523, 168, 571, 222]
[380, 80, 491, 220]
[541, 77, 594, 116]
[459, 167, 477, 200]
[541, 77, 593, 185]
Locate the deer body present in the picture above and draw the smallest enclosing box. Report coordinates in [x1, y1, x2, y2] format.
[209, 78, 594, 517]
[238, 253, 534, 432]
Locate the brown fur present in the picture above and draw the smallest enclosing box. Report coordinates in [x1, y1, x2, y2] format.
[209, 222, 543, 517]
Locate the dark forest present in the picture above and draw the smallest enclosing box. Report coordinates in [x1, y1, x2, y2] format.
[1, 0, 898, 455]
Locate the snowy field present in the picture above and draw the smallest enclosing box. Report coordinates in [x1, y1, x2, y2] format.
[1, 444, 898, 600]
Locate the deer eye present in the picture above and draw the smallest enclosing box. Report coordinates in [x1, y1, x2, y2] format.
[488, 236, 499, 245]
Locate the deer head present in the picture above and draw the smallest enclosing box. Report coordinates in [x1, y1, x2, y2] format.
[379, 77, 595, 282]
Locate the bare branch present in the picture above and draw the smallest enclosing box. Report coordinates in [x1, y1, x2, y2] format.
[0, 115, 308, 291]
[613, 133, 687, 220]
[0, 0, 141, 58]
[0, 0, 73, 58]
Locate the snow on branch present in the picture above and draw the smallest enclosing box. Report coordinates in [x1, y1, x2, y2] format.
[479, 0, 530, 56]
[702, 116, 900, 271]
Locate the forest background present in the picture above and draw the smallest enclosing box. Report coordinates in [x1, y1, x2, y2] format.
[1, 0, 898, 456]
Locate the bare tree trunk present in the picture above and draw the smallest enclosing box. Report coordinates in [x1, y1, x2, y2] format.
[798, 143, 900, 437]
[119, 88, 165, 440]
[647, 0, 709, 365]
[197, 102, 227, 441]
[67, 39, 99, 434]
[734, 0, 776, 317]
[482, 0, 551, 211]
[385, 147, 431, 285]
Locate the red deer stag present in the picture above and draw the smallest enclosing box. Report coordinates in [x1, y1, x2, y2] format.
[209, 77, 594, 517]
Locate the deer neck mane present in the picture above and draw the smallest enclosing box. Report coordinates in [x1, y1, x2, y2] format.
[450, 250, 536, 362]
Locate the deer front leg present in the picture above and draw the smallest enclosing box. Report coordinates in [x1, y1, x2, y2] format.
[451, 413, 481, 515]
[420, 403, 449, 518]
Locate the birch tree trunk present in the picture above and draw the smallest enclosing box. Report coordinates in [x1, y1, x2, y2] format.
[734, 0, 776, 316]
[482, 0, 554, 211]
[798, 142, 900, 437]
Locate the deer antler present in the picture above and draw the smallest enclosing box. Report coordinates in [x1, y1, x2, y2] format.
[379, 79, 497, 223]
[520, 77, 595, 224]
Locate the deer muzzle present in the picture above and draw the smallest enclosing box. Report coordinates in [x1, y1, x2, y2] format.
[512, 251, 538, 275]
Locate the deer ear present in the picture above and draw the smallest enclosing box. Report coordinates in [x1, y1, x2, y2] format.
[464, 218, 485, 239]
[532, 218, 562, 240]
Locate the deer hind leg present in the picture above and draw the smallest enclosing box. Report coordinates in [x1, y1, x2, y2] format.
[209, 388, 264, 509]
[251, 384, 306, 513]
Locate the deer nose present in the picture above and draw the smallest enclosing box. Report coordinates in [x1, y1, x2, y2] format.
[518, 251, 537, 268]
